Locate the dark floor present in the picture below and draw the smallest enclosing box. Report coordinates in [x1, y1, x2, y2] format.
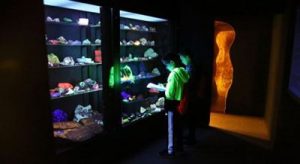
[58, 125, 300, 164]
[113, 127, 271, 164]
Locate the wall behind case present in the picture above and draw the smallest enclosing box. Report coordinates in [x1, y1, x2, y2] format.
[270, 2, 300, 162]
[177, 2, 214, 127]
[0, 0, 54, 163]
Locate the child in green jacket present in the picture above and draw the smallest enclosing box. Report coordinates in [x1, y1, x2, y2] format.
[159, 52, 189, 157]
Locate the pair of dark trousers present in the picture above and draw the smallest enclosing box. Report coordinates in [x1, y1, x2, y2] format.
[184, 100, 197, 141]
[166, 100, 183, 154]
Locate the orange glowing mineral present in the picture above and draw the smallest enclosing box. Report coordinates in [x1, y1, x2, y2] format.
[211, 21, 235, 113]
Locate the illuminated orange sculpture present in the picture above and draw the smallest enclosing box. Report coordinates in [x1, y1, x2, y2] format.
[211, 21, 235, 113]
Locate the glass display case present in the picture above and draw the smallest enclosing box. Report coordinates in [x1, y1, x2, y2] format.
[119, 11, 171, 125]
[43, 0, 104, 150]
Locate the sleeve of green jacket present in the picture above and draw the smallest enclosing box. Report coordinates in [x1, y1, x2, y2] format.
[165, 67, 189, 101]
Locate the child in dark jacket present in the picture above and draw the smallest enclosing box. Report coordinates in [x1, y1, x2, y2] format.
[178, 49, 197, 145]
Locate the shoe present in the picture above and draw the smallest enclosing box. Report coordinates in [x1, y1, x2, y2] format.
[159, 149, 175, 158]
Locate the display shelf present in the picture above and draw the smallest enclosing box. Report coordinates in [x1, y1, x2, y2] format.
[46, 44, 101, 47]
[120, 45, 155, 47]
[134, 74, 160, 81]
[90, 44, 101, 46]
[46, 21, 86, 27]
[90, 24, 101, 28]
[122, 110, 163, 127]
[121, 74, 160, 84]
[46, 21, 100, 28]
[122, 115, 143, 126]
[122, 98, 144, 104]
[55, 127, 106, 155]
[48, 63, 102, 69]
[120, 57, 157, 63]
[121, 94, 160, 104]
[51, 87, 102, 100]
[120, 29, 157, 33]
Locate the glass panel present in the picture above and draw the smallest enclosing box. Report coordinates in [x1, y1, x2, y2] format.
[289, 7, 300, 99]
[43, 0, 103, 151]
[119, 10, 170, 126]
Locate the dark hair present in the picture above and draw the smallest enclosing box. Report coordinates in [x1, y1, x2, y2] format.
[161, 52, 181, 66]
[178, 48, 192, 56]
[178, 48, 195, 61]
